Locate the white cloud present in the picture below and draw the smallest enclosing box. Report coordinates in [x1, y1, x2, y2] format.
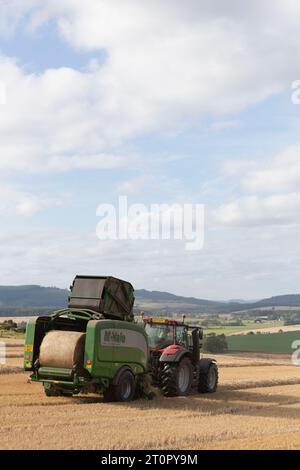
[243, 146, 300, 193]
[1, 223, 300, 299]
[1, 1, 300, 297]
[215, 144, 300, 226]
[210, 120, 241, 132]
[0, 2, 300, 173]
[116, 175, 155, 195]
[0, 183, 62, 216]
[221, 159, 258, 177]
[215, 192, 300, 226]
[0, 0, 40, 38]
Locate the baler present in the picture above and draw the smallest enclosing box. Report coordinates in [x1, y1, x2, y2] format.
[24, 276, 150, 401]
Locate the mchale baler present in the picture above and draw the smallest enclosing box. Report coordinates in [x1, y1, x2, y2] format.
[24, 275, 152, 402]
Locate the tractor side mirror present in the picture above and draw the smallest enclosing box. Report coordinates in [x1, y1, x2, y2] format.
[199, 329, 203, 340]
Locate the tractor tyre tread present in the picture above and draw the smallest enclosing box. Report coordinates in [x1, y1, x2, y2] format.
[198, 363, 218, 393]
[160, 363, 178, 397]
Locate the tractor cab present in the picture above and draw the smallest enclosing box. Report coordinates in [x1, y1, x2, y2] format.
[143, 317, 202, 352]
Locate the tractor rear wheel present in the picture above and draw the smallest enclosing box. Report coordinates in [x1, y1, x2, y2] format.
[198, 363, 218, 393]
[160, 357, 193, 397]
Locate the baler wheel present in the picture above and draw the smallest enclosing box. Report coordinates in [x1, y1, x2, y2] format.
[44, 385, 61, 397]
[104, 369, 136, 402]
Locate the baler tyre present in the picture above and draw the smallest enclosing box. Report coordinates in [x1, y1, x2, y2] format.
[103, 385, 116, 402]
[198, 363, 218, 393]
[114, 369, 136, 402]
[160, 357, 193, 397]
[61, 391, 73, 397]
[44, 385, 61, 397]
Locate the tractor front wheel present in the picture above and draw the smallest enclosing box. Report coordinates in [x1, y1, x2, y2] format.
[198, 363, 218, 393]
[160, 357, 193, 397]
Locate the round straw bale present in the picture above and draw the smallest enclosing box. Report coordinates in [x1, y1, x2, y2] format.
[39, 331, 86, 369]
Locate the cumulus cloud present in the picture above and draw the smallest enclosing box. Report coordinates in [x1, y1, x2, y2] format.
[243, 146, 300, 193]
[1, 1, 300, 296]
[0, 0, 40, 38]
[0, 58, 138, 172]
[1, 222, 299, 299]
[0, 1, 300, 173]
[116, 175, 155, 195]
[215, 192, 300, 226]
[215, 144, 300, 226]
[0, 183, 62, 216]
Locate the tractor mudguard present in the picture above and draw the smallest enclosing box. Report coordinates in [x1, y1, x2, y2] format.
[159, 344, 192, 363]
[199, 357, 217, 372]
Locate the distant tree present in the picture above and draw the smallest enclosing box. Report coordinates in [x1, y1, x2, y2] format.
[227, 319, 244, 327]
[204, 333, 228, 353]
[0, 320, 17, 330]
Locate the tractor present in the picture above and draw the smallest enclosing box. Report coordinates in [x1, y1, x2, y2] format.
[143, 316, 218, 396]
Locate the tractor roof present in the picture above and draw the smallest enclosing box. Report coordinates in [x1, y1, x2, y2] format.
[143, 316, 184, 326]
[143, 316, 201, 329]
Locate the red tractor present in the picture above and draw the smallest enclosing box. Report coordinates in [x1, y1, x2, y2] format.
[143, 316, 218, 396]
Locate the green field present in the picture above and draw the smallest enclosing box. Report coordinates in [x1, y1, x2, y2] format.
[0, 330, 25, 339]
[227, 330, 300, 354]
[203, 320, 283, 336]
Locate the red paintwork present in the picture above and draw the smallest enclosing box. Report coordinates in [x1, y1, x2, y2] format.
[150, 344, 185, 355]
[162, 344, 184, 355]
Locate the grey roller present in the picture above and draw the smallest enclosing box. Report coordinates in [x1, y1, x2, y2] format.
[39, 331, 86, 369]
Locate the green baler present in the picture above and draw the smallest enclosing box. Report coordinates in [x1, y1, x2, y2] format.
[24, 276, 151, 401]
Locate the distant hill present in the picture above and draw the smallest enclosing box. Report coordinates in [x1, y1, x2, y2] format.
[252, 295, 300, 308]
[134, 289, 236, 314]
[0, 285, 68, 315]
[0, 284, 300, 316]
[134, 291, 300, 315]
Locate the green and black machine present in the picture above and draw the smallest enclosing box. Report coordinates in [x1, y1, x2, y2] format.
[24, 275, 151, 401]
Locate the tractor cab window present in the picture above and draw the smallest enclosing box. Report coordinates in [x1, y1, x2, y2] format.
[176, 326, 188, 347]
[145, 323, 173, 349]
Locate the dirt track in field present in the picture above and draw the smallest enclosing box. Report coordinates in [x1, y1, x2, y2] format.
[230, 324, 300, 335]
[1, 340, 300, 450]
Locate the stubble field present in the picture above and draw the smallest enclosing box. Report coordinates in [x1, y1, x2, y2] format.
[1, 339, 300, 450]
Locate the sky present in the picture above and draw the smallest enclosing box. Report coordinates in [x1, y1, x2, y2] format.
[0, 0, 300, 299]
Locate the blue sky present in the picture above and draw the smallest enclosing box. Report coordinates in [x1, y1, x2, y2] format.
[0, 1, 300, 299]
